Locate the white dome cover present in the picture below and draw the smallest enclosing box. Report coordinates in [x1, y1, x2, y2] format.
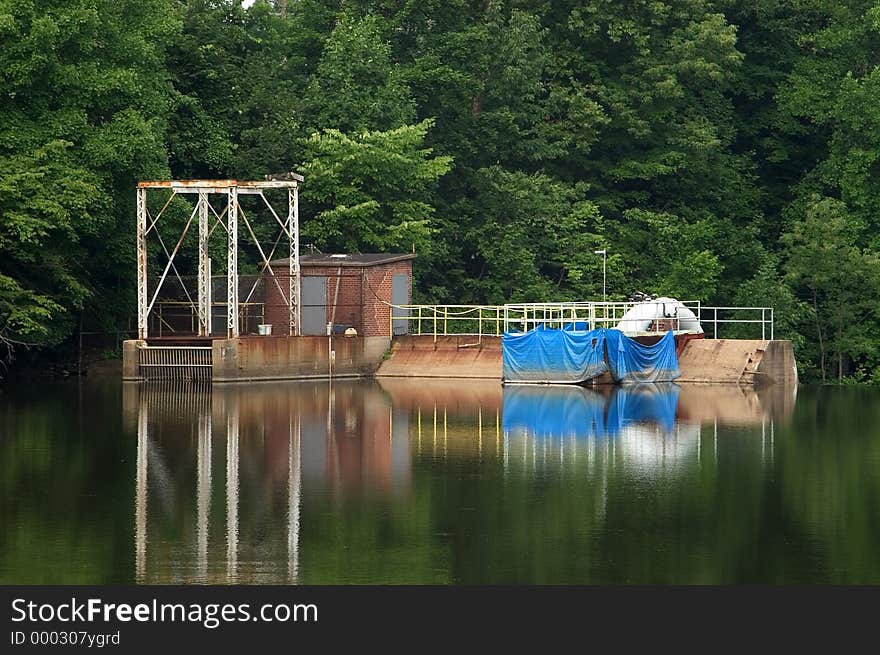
[614, 297, 703, 334]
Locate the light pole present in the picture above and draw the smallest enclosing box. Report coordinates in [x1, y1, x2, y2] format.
[593, 249, 607, 303]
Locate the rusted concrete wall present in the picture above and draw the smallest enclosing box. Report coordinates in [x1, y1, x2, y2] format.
[376, 335, 503, 379]
[678, 339, 798, 386]
[127, 334, 797, 385]
[378, 335, 797, 385]
[212, 335, 390, 382]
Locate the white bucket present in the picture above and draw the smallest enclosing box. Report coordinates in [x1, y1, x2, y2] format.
[257, 324, 272, 336]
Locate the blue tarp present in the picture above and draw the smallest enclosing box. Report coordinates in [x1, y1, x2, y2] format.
[502, 383, 680, 440]
[502, 328, 680, 384]
[502, 385, 608, 439]
[604, 329, 681, 384]
[502, 327, 608, 384]
[605, 383, 680, 433]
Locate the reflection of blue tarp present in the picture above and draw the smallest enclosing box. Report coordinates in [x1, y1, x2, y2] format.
[502, 328, 680, 384]
[604, 329, 681, 384]
[605, 384, 680, 433]
[502, 328, 608, 384]
[502, 383, 680, 439]
[502, 385, 608, 438]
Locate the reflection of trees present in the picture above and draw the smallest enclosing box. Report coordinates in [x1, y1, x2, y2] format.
[0, 381, 134, 583]
[774, 388, 880, 583]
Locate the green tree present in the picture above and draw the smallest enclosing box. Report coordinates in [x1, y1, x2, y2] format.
[300, 119, 452, 253]
[783, 197, 880, 381]
[0, 0, 179, 362]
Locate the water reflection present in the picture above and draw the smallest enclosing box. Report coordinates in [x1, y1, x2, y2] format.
[125, 379, 794, 584]
[126, 381, 406, 583]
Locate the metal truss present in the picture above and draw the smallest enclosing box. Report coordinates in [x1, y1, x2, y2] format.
[136, 178, 303, 339]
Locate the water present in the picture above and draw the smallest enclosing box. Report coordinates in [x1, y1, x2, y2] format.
[1, 377, 879, 584]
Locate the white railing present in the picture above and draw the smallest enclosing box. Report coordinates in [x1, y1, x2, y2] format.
[389, 301, 774, 340]
[502, 300, 703, 334]
[695, 306, 774, 340]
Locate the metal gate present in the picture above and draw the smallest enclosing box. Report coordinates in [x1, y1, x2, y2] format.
[139, 346, 213, 380]
[302, 276, 328, 335]
[392, 274, 410, 335]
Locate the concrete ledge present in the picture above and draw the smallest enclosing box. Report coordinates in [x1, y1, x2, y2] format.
[213, 335, 389, 382]
[376, 335, 503, 379]
[678, 339, 797, 386]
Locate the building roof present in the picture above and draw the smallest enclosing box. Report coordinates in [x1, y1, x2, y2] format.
[270, 253, 417, 268]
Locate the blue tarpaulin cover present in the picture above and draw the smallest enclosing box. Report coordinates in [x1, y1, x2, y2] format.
[502, 384, 680, 440]
[502, 327, 608, 384]
[502, 328, 680, 384]
[604, 329, 681, 384]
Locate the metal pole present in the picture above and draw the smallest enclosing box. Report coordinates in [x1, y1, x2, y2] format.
[136, 188, 148, 339]
[198, 191, 210, 336]
[603, 252, 606, 303]
[289, 186, 300, 336]
[227, 186, 239, 338]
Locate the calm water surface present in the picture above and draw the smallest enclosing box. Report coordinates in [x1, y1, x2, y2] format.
[1, 377, 879, 584]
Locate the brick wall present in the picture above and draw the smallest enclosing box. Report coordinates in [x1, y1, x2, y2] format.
[264, 260, 412, 337]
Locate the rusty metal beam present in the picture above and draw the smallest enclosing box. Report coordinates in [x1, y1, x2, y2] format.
[227, 188, 239, 338]
[138, 178, 302, 190]
[136, 188, 148, 339]
[197, 191, 210, 336]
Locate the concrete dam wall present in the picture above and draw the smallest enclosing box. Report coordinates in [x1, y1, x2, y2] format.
[376, 335, 798, 386]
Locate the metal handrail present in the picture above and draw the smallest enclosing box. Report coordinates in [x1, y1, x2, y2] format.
[388, 302, 774, 341]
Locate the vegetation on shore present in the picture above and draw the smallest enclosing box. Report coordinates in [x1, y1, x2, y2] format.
[1, 0, 879, 382]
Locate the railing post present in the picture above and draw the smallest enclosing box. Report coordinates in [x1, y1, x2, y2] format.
[761, 307, 765, 340]
[418, 306, 422, 336]
[714, 307, 718, 339]
[771, 308, 774, 341]
[444, 307, 448, 335]
[433, 307, 437, 343]
[478, 307, 482, 340]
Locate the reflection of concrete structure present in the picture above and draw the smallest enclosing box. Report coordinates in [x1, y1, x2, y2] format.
[125, 380, 406, 584]
[676, 383, 795, 425]
[377, 378, 787, 475]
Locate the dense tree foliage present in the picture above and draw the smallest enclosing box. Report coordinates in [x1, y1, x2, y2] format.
[1, 0, 879, 381]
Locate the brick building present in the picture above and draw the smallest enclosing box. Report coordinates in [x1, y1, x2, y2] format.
[265, 253, 415, 337]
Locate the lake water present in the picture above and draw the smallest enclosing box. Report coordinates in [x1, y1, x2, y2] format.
[1, 377, 879, 584]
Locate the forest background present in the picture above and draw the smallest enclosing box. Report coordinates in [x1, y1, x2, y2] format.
[2, 0, 879, 382]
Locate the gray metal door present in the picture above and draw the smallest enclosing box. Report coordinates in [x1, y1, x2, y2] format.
[392, 274, 410, 335]
[302, 276, 327, 335]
